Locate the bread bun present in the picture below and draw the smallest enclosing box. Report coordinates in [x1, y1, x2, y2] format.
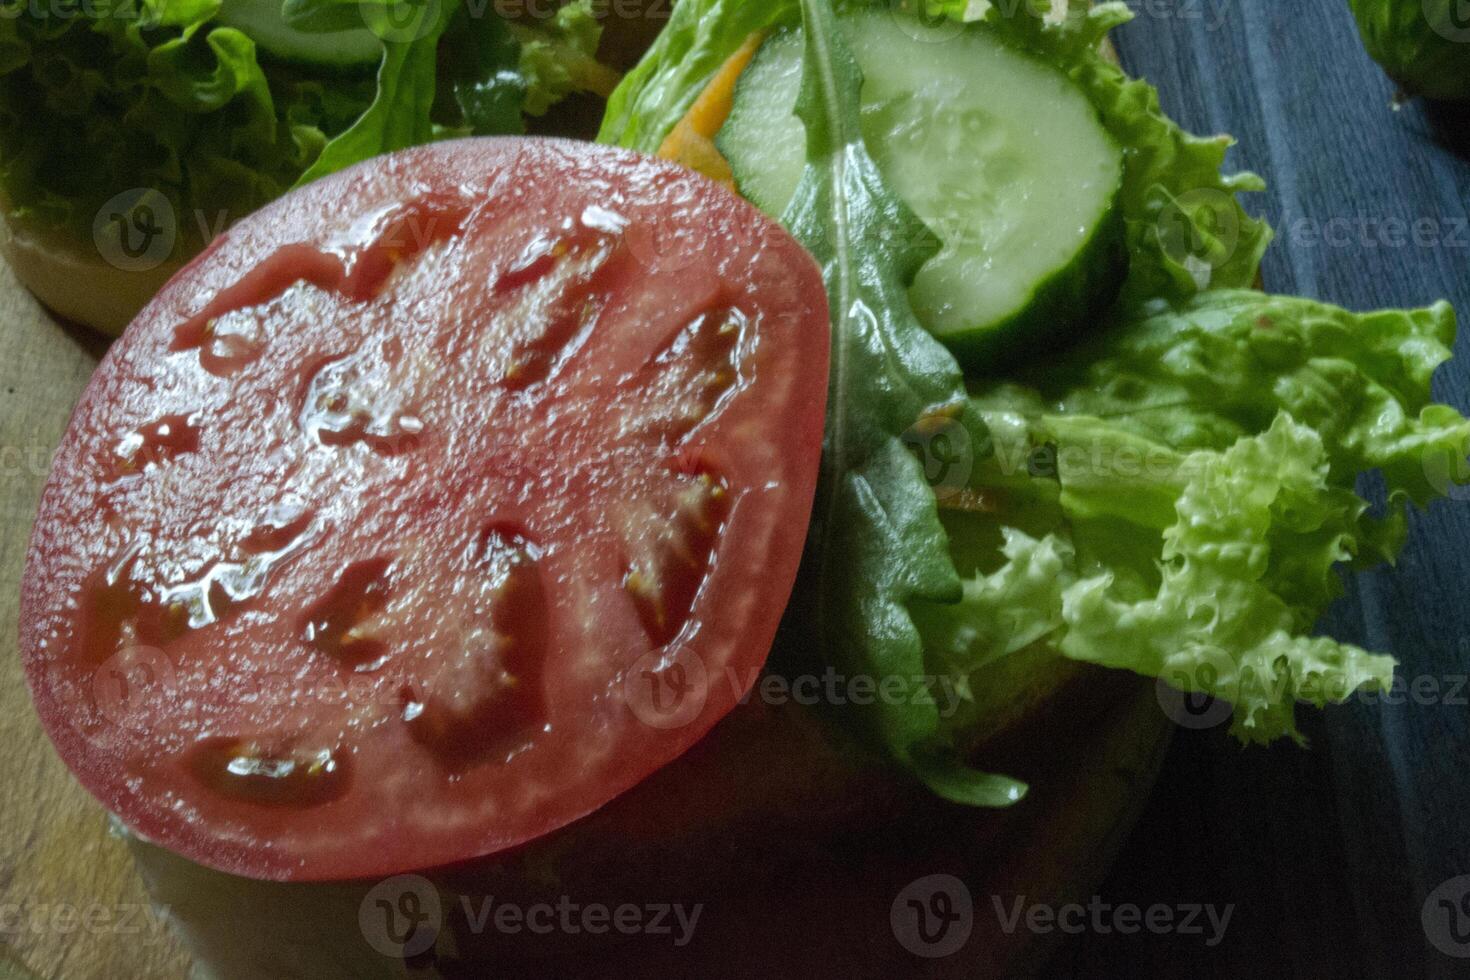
[1, 213, 183, 337]
[128, 666, 1169, 979]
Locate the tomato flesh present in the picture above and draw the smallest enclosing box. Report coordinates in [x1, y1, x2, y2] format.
[20, 138, 830, 881]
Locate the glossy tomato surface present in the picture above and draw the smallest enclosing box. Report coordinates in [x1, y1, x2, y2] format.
[20, 138, 829, 881]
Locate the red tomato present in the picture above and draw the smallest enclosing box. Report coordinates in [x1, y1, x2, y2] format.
[20, 138, 829, 881]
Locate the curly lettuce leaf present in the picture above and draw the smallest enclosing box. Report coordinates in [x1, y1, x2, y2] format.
[921, 291, 1470, 746]
[999, 290, 1469, 507]
[0, 1, 293, 243]
[0, 0, 597, 250]
[1058, 414, 1396, 744]
[780, 0, 1023, 805]
[512, 0, 609, 116]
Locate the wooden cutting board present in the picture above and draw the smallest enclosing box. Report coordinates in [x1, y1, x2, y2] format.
[0, 263, 191, 979]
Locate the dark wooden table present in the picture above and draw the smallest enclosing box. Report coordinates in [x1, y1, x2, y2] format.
[1050, 2, 1470, 977]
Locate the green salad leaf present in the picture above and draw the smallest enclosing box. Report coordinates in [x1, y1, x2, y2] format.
[0, 0, 600, 252]
[599, 0, 1470, 803]
[436, 1, 530, 137]
[920, 291, 1470, 746]
[1349, 0, 1470, 102]
[512, 0, 609, 116]
[291, 0, 460, 185]
[779, 0, 1024, 804]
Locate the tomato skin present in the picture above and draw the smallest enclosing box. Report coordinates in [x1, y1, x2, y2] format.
[20, 138, 830, 881]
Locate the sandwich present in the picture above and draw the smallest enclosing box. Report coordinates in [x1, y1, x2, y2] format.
[15, 1, 1470, 976]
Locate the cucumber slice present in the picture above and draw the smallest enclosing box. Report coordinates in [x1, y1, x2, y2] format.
[215, 0, 383, 70]
[718, 10, 1126, 366]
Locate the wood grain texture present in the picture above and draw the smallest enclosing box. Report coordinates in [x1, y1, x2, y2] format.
[1049, 3, 1470, 979]
[0, 262, 190, 979]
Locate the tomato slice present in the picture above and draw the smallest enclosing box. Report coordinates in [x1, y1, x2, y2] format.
[20, 138, 830, 881]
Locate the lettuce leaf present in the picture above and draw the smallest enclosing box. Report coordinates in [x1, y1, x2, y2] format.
[1058, 414, 1397, 744]
[996, 289, 1469, 506]
[512, 0, 609, 116]
[920, 291, 1470, 747]
[0, 0, 599, 251]
[596, 0, 1292, 796]
[290, 0, 460, 185]
[779, 0, 1024, 805]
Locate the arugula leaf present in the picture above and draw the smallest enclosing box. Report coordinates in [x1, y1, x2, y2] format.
[781, 0, 1023, 805]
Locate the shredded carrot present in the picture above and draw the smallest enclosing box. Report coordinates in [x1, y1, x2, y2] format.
[656, 33, 765, 186]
